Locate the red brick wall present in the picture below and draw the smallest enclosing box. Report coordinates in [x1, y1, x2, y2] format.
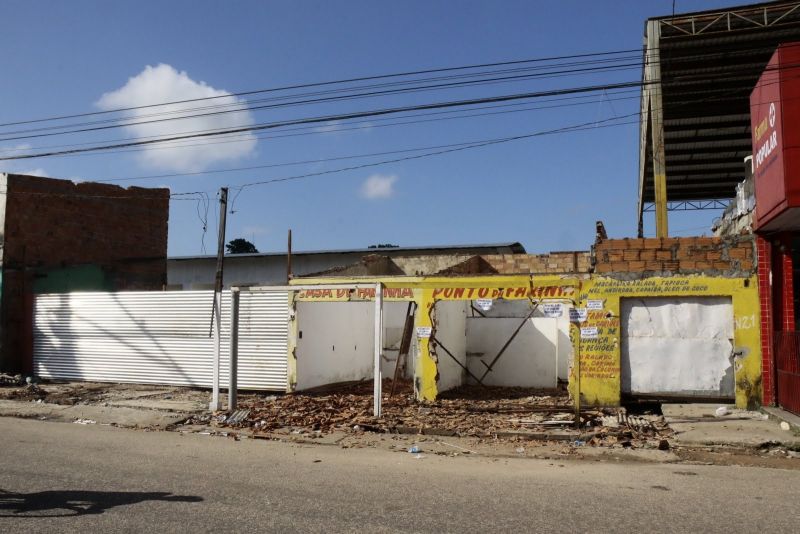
[778, 234, 796, 331]
[1, 174, 170, 372]
[594, 236, 755, 275]
[757, 236, 775, 405]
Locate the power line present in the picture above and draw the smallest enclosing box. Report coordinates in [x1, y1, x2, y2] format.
[11, 90, 643, 163]
[2, 112, 637, 201]
[0, 88, 641, 157]
[0, 62, 646, 142]
[0, 42, 788, 141]
[0, 56, 644, 138]
[0, 81, 646, 161]
[0, 48, 645, 129]
[188, 114, 640, 197]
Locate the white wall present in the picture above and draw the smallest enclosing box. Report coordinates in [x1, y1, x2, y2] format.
[468, 299, 571, 381]
[431, 301, 469, 393]
[466, 317, 558, 388]
[621, 297, 734, 397]
[294, 300, 412, 390]
[295, 302, 374, 390]
[380, 302, 416, 379]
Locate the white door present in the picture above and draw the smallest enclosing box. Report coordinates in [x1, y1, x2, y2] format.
[621, 297, 734, 398]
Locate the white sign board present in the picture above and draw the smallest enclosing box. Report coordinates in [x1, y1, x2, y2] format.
[569, 308, 588, 323]
[475, 299, 493, 312]
[416, 326, 432, 338]
[543, 303, 563, 318]
[580, 326, 599, 339]
[587, 299, 604, 310]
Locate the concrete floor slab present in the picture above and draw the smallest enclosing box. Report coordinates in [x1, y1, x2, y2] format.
[107, 399, 207, 412]
[762, 406, 800, 432]
[0, 400, 189, 429]
[662, 403, 800, 447]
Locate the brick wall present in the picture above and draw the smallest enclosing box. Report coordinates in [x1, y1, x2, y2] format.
[1, 174, 170, 372]
[594, 236, 755, 275]
[756, 236, 775, 405]
[482, 251, 592, 274]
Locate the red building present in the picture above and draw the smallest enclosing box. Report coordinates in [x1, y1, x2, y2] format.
[751, 44, 800, 415]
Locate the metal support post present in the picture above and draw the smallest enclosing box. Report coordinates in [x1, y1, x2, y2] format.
[210, 291, 222, 411]
[209, 187, 228, 411]
[228, 287, 240, 411]
[373, 283, 383, 418]
[647, 19, 669, 238]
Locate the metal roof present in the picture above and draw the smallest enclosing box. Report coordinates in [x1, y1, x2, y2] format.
[168, 242, 526, 261]
[638, 1, 800, 225]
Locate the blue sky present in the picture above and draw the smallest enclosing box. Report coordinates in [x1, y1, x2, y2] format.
[0, 0, 743, 256]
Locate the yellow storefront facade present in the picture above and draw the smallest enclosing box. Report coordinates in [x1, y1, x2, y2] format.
[291, 272, 761, 409]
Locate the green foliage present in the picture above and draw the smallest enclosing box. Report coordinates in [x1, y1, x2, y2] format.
[226, 238, 259, 254]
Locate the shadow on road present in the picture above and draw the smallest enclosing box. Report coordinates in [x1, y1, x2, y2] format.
[0, 488, 202, 517]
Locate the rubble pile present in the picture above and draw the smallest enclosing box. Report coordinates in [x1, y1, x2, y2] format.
[209, 380, 675, 449]
[221, 380, 587, 437]
[0, 383, 46, 401]
[580, 411, 673, 449]
[0, 373, 25, 387]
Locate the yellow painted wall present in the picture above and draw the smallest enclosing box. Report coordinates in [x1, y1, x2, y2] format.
[289, 273, 761, 409]
[573, 275, 761, 409]
[290, 276, 580, 401]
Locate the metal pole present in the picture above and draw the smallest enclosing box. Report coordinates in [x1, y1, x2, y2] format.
[209, 187, 229, 336]
[574, 321, 582, 428]
[228, 287, 240, 411]
[210, 291, 222, 411]
[209, 187, 228, 411]
[647, 19, 669, 238]
[373, 283, 383, 418]
[287, 229, 293, 282]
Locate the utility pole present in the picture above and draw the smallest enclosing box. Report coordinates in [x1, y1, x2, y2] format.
[287, 229, 293, 283]
[210, 187, 228, 411]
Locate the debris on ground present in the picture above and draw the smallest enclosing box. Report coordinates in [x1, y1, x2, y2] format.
[0, 373, 25, 386]
[204, 380, 674, 450]
[0, 382, 47, 401]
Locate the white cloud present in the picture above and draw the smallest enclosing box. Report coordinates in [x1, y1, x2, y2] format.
[96, 64, 257, 172]
[0, 143, 32, 155]
[0, 144, 50, 177]
[360, 174, 397, 199]
[20, 168, 49, 177]
[313, 120, 342, 133]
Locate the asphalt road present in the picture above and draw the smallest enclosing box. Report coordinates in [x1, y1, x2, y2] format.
[0, 417, 797, 533]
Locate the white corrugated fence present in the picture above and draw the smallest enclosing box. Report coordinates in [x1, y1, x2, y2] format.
[33, 290, 289, 390]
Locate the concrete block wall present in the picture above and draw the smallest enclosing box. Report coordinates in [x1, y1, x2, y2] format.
[1, 174, 170, 372]
[594, 236, 755, 275]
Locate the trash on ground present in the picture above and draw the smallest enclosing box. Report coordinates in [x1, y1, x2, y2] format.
[73, 418, 96, 425]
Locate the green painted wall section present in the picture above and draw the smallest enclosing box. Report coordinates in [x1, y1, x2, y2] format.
[32, 265, 113, 293]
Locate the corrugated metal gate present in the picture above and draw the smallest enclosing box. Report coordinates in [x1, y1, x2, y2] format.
[33, 290, 289, 390]
[775, 331, 800, 416]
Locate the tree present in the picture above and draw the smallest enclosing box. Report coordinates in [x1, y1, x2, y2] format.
[226, 238, 259, 254]
[368, 243, 399, 249]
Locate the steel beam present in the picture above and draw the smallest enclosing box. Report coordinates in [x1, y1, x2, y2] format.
[228, 288, 240, 411]
[642, 199, 729, 212]
[647, 19, 669, 238]
[373, 283, 383, 418]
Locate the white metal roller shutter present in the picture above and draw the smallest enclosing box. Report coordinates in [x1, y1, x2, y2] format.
[620, 297, 734, 397]
[33, 290, 289, 390]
